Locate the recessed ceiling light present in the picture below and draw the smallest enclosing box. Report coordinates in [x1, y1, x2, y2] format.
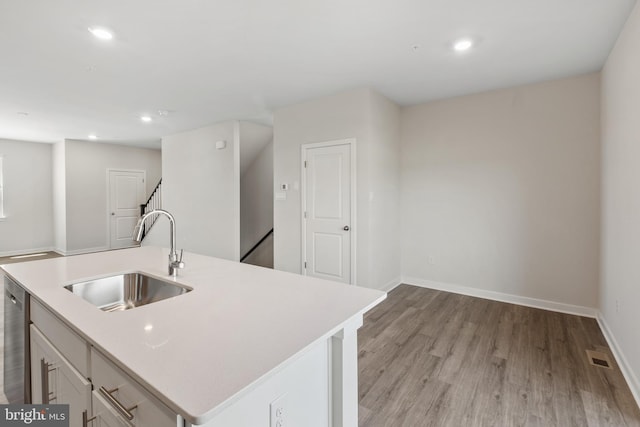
[88, 134, 97, 140]
[88, 27, 114, 41]
[140, 115, 153, 123]
[453, 38, 474, 52]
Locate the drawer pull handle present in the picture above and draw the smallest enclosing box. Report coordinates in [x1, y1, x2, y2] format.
[82, 410, 96, 427]
[99, 386, 137, 420]
[40, 359, 56, 403]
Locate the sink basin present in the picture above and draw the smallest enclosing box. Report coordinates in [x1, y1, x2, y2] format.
[64, 273, 191, 312]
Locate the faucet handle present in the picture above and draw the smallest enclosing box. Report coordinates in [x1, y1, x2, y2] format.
[175, 249, 185, 269]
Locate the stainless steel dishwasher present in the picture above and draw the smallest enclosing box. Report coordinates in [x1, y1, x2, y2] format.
[3, 275, 30, 403]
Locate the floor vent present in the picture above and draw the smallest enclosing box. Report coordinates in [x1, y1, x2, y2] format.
[586, 350, 613, 369]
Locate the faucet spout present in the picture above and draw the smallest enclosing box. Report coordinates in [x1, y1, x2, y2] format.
[133, 209, 184, 277]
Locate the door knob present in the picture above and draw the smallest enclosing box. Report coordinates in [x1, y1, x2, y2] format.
[111, 212, 115, 216]
[343, 226, 350, 231]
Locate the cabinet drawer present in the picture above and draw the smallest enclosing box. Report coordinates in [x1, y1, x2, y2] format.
[30, 299, 90, 378]
[90, 348, 177, 427]
[91, 389, 131, 427]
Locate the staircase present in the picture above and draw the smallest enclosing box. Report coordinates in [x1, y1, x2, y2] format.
[138, 179, 162, 241]
[240, 228, 274, 268]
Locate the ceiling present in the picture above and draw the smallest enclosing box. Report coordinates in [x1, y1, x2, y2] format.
[0, 0, 636, 148]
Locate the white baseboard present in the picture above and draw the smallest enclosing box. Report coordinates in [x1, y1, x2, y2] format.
[401, 276, 598, 318]
[0, 247, 56, 258]
[57, 246, 110, 256]
[596, 313, 640, 408]
[358, 276, 402, 292]
[380, 277, 402, 292]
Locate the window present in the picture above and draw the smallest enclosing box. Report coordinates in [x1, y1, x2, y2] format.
[0, 156, 4, 219]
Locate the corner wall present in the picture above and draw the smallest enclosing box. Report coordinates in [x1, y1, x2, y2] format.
[273, 88, 401, 290]
[0, 139, 54, 255]
[367, 91, 402, 290]
[159, 122, 238, 259]
[52, 141, 66, 253]
[600, 0, 640, 402]
[400, 74, 601, 311]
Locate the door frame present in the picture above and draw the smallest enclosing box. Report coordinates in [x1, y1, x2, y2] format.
[300, 138, 357, 285]
[106, 168, 146, 249]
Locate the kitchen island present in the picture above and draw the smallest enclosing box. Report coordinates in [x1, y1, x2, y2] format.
[1, 246, 386, 427]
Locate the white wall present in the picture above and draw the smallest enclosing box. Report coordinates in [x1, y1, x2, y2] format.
[63, 139, 161, 253]
[0, 139, 54, 256]
[400, 73, 601, 310]
[273, 88, 401, 290]
[159, 122, 238, 259]
[368, 91, 402, 290]
[240, 140, 273, 258]
[600, 1, 640, 401]
[52, 141, 67, 253]
[239, 121, 273, 177]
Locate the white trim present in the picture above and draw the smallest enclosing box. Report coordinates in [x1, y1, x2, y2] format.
[233, 121, 241, 262]
[402, 276, 598, 318]
[56, 246, 110, 256]
[300, 139, 357, 285]
[0, 155, 4, 219]
[597, 313, 640, 408]
[377, 277, 402, 292]
[0, 247, 57, 258]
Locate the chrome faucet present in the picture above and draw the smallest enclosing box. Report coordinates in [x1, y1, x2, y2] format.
[133, 209, 185, 277]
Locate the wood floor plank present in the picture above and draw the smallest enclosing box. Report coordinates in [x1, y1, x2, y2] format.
[359, 285, 640, 426]
[361, 337, 441, 426]
[399, 379, 451, 427]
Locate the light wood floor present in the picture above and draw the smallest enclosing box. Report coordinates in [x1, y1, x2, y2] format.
[0, 251, 62, 266]
[358, 284, 640, 427]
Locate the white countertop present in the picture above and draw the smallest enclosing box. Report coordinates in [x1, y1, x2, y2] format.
[1, 246, 386, 424]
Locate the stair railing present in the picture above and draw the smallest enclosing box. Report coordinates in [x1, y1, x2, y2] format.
[138, 179, 162, 241]
[240, 228, 274, 263]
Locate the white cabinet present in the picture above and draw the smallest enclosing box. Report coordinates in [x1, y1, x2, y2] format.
[30, 325, 92, 427]
[29, 299, 178, 427]
[90, 348, 177, 427]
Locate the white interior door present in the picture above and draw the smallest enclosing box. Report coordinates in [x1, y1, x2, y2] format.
[303, 142, 354, 284]
[108, 170, 145, 249]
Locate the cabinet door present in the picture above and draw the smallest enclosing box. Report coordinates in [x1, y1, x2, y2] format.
[30, 325, 92, 427]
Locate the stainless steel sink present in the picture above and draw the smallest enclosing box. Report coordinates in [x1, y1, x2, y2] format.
[64, 273, 191, 312]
